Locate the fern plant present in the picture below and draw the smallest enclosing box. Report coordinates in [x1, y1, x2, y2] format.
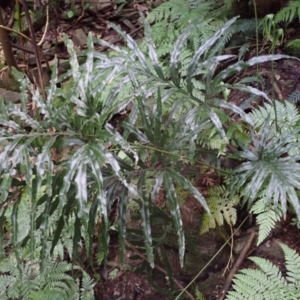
[0, 191, 94, 300]
[0, 257, 95, 300]
[147, 0, 227, 56]
[226, 100, 300, 246]
[226, 243, 300, 300]
[201, 185, 239, 234]
[259, 0, 300, 50]
[147, 0, 260, 65]
[0, 13, 297, 272]
[230, 100, 300, 219]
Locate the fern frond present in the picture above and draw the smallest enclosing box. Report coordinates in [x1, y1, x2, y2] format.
[80, 272, 95, 300]
[226, 244, 300, 300]
[274, 0, 300, 23]
[235, 18, 258, 36]
[147, 0, 216, 24]
[286, 89, 300, 104]
[201, 185, 239, 233]
[238, 43, 250, 60]
[250, 198, 283, 245]
[231, 106, 300, 218]
[281, 243, 300, 284]
[249, 100, 300, 138]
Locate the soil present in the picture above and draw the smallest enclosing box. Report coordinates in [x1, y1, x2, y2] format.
[2, 1, 300, 299]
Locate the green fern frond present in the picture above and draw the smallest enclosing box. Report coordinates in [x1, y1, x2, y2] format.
[147, 0, 228, 56]
[226, 244, 300, 300]
[238, 43, 250, 60]
[281, 243, 300, 284]
[250, 198, 283, 245]
[80, 272, 96, 300]
[235, 18, 258, 36]
[197, 125, 227, 151]
[0, 257, 93, 300]
[249, 100, 300, 138]
[286, 89, 300, 104]
[201, 185, 239, 233]
[274, 0, 300, 23]
[147, 0, 215, 24]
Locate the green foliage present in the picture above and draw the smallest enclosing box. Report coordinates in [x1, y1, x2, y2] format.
[274, 0, 300, 23]
[230, 100, 300, 218]
[250, 198, 282, 245]
[226, 244, 300, 300]
[0, 190, 94, 300]
[286, 89, 300, 104]
[194, 286, 206, 300]
[201, 185, 239, 234]
[248, 100, 300, 140]
[259, 14, 284, 51]
[284, 38, 300, 57]
[259, 1, 300, 50]
[147, 0, 227, 55]
[0, 258, 94, 300]
[147, 0, 260, 64]
[0, 10, 298, 275]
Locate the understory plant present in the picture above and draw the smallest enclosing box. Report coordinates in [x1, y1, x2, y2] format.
[226, 243, 300, 300]
[0, 189, 95, 300]
[200, 100, 300, 243]
[0, 12, 299, 284]
[259, 0, 300, 50]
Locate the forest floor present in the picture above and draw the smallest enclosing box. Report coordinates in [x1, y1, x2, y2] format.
[2, 1, 300, 299]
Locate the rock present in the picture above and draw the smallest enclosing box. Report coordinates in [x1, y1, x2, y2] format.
[257, 238, 284, 260]
[72, 28, 88, 47]
[87, 0, 111, 14]
[91, 22, 105, 31]
[197, 269, 224, 297]
[181, 230, 230, 275]
[0, 88, 20, 103]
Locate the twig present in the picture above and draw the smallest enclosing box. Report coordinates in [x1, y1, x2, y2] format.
[217, 231, 257, 300]
[125, 240, 196, 300]
[37, 4, 49, 46]
[20, 0, 46, 99]
[0, 11, 18, 70]
[0, 25, 32, 42]
[221, 225, 234, 277]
